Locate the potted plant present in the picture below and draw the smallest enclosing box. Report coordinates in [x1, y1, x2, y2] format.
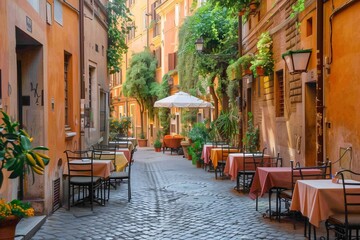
[137, 132, 148, 147]
[0, 111, 49, 239]
[239, 54, 255, 75]
[188, 140, 203, 168]
[0, 199, 34, 239]
[250, 31, 274, 77]
[153, 139, 162, 152]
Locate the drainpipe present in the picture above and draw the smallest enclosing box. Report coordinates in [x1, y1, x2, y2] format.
[79, 0, 85, 149]
[316, 0, 324, 164]
[238, 14, 243, 148]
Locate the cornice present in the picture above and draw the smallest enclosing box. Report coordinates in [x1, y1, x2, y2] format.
[156, 0, 182, 16]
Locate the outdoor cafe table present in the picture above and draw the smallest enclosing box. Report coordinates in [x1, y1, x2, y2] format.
[290, 179, 360, 228]
[201, 144, 216, 165]
[109, 141, 134, 151]
[224, 153, 271, 181]
[210, 148, 240, 169]
[116, 148, 130, 161]
[249, 167, 322, 200]
[63, 159, 114, 178]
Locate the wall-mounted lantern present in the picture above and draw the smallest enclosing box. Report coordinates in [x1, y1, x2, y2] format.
[282, 49, 312, 75]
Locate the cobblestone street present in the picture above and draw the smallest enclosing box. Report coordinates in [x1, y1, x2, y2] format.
[32, 148, 323, 239]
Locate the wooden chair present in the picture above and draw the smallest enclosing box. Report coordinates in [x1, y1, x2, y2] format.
[325, 169, 360, 240]
[64, 150, 103, 211]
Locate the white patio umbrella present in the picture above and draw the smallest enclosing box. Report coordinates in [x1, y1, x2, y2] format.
[154, 91, 213, 108]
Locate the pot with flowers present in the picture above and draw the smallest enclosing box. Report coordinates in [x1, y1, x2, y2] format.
[0, 199, 34, 240]
[0, 111, 50, 239]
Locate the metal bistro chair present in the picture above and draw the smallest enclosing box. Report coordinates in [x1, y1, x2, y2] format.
[325, 169, 360, 240]
[64, 150, 103, 211]
[278, 160, 332, 238]
[214, 145, 239, 179]
[107, 148, 135, 202]
[91, 144, 117, 200]
[266, 153, 284, 220]
[237, 147, 266, 193]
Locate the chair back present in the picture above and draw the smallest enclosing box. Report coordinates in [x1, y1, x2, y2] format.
[64, 150, 94, 179]
[92, 144, 117, 169]
[336, 169, 360, 225]
[268, 152, 282, 167]
[290, 160, 332, 192]
[221, 145, 240, 162]
[252, 147, 266, 168]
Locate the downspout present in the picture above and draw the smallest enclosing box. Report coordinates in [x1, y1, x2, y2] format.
[79, 0, 85, 149]
[238, 14, 243, 148]
[316, 0, 324, 164]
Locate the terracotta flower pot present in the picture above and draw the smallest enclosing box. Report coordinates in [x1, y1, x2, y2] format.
[154, 147, 161, 152]
[238, 10, 246, 16]
[137, 139, 148, 147]
[249, 2, 258, 10]
[244, 68, 252, 76]
[256, 66, 265, 76]
[0, 215, 21, 240]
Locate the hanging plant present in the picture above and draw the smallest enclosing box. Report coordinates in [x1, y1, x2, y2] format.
[250, 32, 274, 77]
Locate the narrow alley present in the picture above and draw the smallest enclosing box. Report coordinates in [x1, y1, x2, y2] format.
[32, 148, 319, 240]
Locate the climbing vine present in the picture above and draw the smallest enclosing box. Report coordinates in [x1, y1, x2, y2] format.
[107, 0, 133, 74]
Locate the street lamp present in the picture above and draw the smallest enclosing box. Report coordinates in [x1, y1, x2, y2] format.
[195, 38, 204, 52]
[282, 49, 312, 75]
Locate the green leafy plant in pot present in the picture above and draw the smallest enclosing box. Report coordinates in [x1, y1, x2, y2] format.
[250, 31, 274, 77]
[188, 140, 203, 167]
[0, 111, 50, 188]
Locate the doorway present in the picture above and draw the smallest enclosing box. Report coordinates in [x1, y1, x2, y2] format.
[16, 27, 44, 199]
[305, 82, 316, 166]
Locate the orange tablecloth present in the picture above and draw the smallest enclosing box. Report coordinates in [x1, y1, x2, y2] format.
[224, 153, 271, 181]
[249, 167, 322, 200]
[210, 148, 240, 168]
[201, 144, 215, 164]
[63, 160, 114, 178]
[290, 179, 360, 227]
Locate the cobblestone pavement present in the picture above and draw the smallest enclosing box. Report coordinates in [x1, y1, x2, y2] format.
[33, 148, 327, 240]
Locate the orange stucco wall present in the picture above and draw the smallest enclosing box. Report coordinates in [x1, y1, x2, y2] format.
[324, 1, 360, 173]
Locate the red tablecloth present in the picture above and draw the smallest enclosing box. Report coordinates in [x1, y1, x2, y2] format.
[224, 154, 271, 181]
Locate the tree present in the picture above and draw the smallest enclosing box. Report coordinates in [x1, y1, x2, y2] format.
[107, 0, 133, 74]
[123, 49, 157, 137]
[177, 3, 238, 119]
[151, 74, 171, 135]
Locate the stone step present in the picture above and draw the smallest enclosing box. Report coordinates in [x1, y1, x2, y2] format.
[15, 215, 46, 240]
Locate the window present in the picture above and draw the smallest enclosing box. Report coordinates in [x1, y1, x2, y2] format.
[119, 106, 124, 118]
[155, 48, 161, 68]
[307, 17, 313, 37]
[95, 44, 99, 52]
[64, 53, 71, 126]
[168, 52, 177, 71]
[88, 66, 95, 128]
[46, 2, 52, 25]
[28, 0, 40, 12]
[175, 4, 179, 26]
[275, 70, 284, 117]
[54, 0, 63, 25]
